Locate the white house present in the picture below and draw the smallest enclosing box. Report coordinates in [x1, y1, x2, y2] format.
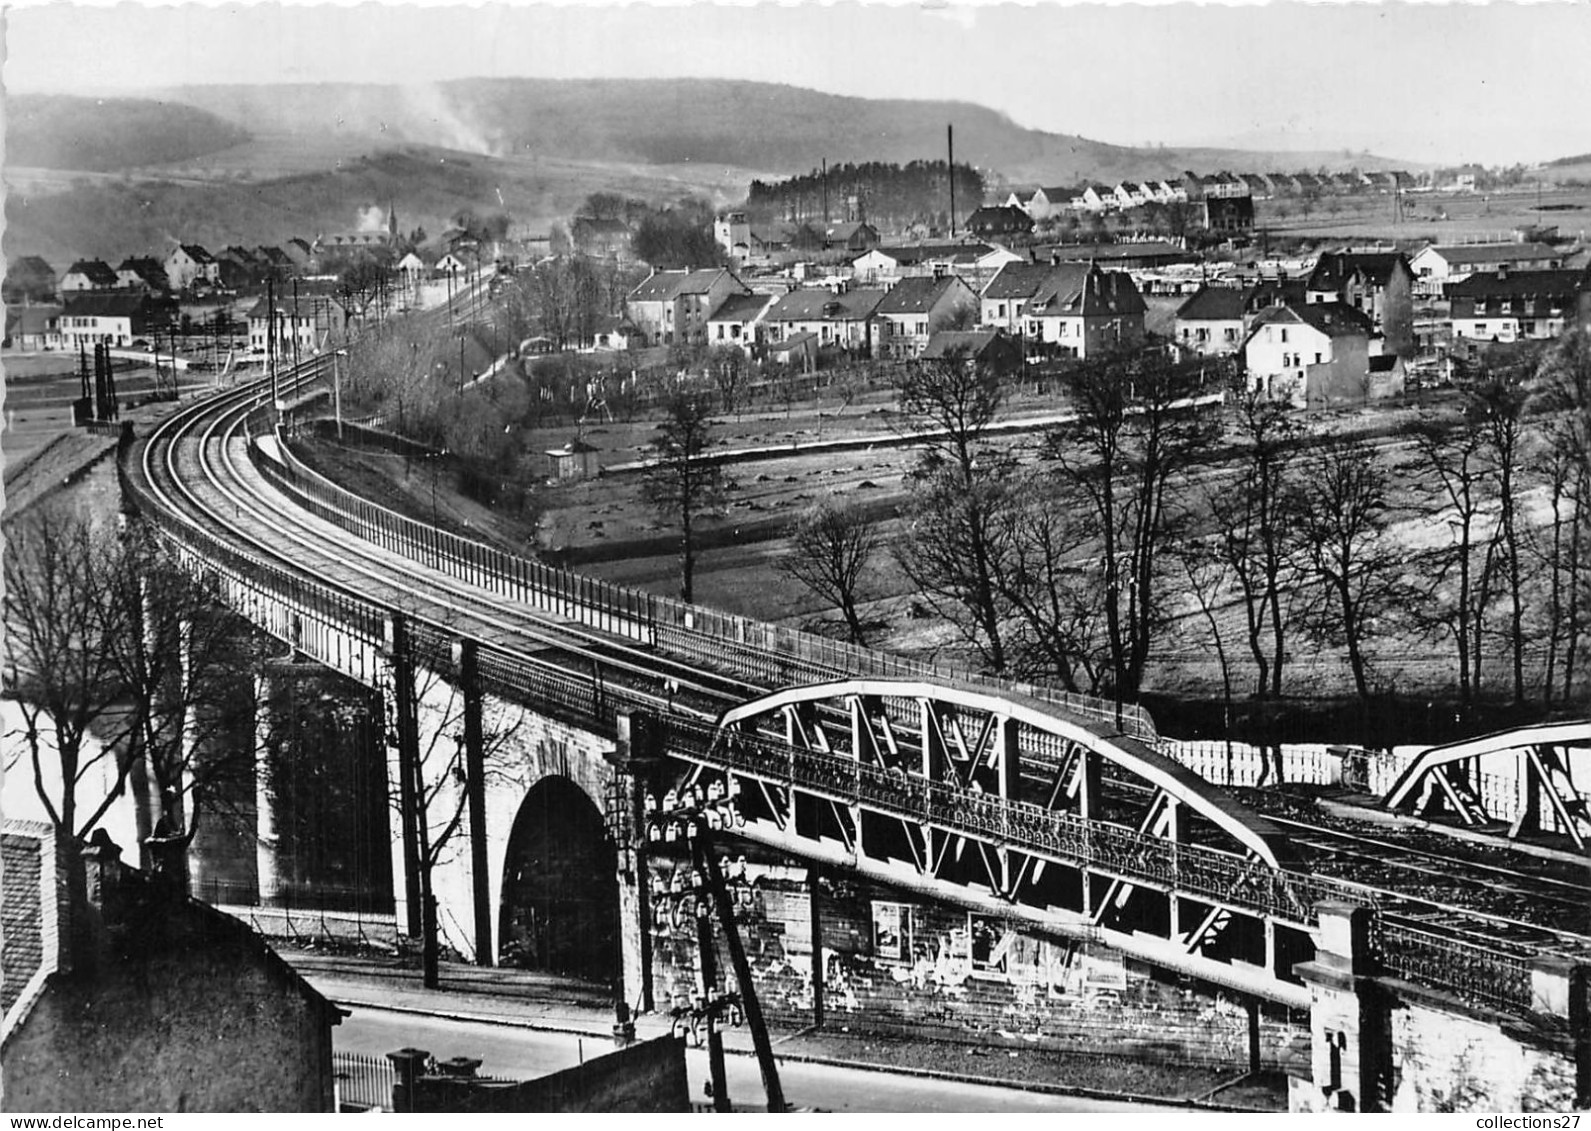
[164, 244, 219, 290]
[705, 292, 775, 353]
[59, 294, 155, 349]
[1447, 268, 1586, 346]
[1408, 243, 1563, 297]
[1242, 302, 1377, 409]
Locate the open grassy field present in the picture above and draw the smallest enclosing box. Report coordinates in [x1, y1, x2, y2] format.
[1255, 184, 1591, 246]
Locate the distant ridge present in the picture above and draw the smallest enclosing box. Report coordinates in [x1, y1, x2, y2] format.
[148, 77, 1415, 184]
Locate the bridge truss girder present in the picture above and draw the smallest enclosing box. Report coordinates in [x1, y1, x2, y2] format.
[684, 680, 1320, 1006]
[1382, 721, 1591, 852]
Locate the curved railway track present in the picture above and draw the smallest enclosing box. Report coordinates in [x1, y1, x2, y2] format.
[132, 366, 1591, 972]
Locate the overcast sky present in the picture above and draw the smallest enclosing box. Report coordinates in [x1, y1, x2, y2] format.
[5, 2, 1589, 167]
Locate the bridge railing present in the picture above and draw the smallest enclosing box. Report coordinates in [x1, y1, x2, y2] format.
[1374, 919, 1537, 1015]
[131, 411, 1550, 1020]
[250, 423, 1158, 739]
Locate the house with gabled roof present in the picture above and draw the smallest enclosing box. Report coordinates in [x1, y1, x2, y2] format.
[1408, 242, 1563, 297]
[1306, 250, 1415, 357]
[282, 238, 316, 268]
[1113, 182, 1150, 210]
[875, 274, 978, 360]
[966, 205, 1034, 239]
[1448, 267, 1590, 346]
[980, 261, 1058, 332]
[1076, 184, 1117, 212]
[1, 822, 342, 1111]
[1016, 262, 1147, 358]
[5, 304, 63, 350]
[165, 244, 219, 290]
[1006, 189, 1040, 215]
[706, 291, 775, 354]
[762, 286, 884, 356]
[4, 255, 58, 304]
[1174, 282, 1296, 357]
[59, 293, 160, 349]
[246, 292, 348, 356]
[1243, 301, 1379, 409]
[822, 221, 880, 254]
[114, 257, 171, 294]
[921, 328, 1022, 375]
[625, 267, 751, 347]
[60, 259, 119, 292]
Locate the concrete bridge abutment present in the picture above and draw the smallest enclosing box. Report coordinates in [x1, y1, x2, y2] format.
[1292, 901, 1589, 1113]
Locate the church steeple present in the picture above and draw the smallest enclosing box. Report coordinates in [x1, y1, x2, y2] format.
[387, 201, 399, 240]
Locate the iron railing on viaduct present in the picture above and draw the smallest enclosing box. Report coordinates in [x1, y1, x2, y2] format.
[120, 407, 1559, 1020]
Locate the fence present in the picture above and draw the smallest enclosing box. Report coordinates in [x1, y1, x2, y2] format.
[197, 878, 399, 952]
[251, 423, 1158, 739]
[334, 1052, 395, 1111]
[127, 393, 1564, 1019]
[1163, 741, 1344, 788]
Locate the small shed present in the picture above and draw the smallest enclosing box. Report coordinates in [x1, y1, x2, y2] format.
[546, 438, 601, 481]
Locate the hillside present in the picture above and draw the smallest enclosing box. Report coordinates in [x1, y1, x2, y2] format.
[6, 94, 250, 171]
[155, 78, 1412, 185]
[3, 145, 748, 265]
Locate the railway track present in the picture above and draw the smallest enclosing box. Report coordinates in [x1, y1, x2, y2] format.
[133, 362, 1591, 972]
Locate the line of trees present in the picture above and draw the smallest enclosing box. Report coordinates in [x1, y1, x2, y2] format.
[747, 160, 986, 229]
[4, 504, 265, 954]
[774, 332, 1591, 717]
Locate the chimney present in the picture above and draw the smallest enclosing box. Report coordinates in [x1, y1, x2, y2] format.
[1496, 263, 1509, 281]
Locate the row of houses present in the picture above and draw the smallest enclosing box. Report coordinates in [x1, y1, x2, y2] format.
[621, 257, 1148, 364]
[5, 289, 351, 355]
[1006, 169, 1416, 220]
[1175, 246, 1591, 360]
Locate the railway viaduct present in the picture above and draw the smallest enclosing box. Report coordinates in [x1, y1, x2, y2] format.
[115, 360, 1590, 1112]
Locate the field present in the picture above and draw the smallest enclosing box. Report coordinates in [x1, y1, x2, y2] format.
[1255, 184, 1591, 246]
[296, 360, 1582, 741]
[2, 351, 217, 465]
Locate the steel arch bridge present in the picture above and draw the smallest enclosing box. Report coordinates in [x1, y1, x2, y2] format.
[1383, 720, 1591, 851]
[663, 678, 1326, 1007]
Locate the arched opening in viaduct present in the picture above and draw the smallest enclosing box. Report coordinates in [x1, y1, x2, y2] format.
[497, 775, 617, 982]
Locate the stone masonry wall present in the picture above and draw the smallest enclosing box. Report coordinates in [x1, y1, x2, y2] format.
[648, 857, 1311, 1069]
[1389, 1000, 1578, 1113]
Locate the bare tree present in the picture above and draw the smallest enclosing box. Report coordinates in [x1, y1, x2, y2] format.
[1042, 352, 1216, 698]
[1292, 436, 1409, 701]
[4, 504, 134, 924]
[643, 392, 730, 603]
[779, 501, 881, 644]
[1473, 371, 1531, 703]
[104, 524, 264, 887]
[1404, 407, 1500, 716]
[987, 482, 1102, 691]
[893, 352, 1012, 671]
[1531, 327, 1591, 705]
[1208, 388, 1305, 698]
[3, 506, 262, 943]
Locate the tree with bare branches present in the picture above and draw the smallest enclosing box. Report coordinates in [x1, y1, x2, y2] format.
[1207, 388, 1305, 698]
[643, 392, 730, 604]
[1292, 436, 1410, 701]
[893, 351, 1011, 671]
[779, 502, 881, 644]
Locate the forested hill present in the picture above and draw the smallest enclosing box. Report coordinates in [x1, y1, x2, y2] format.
[154, 78, 1409, 184]
[7, 95, 251, 171]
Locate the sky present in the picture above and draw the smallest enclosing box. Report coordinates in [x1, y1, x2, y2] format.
[4, 1, 1589, 167]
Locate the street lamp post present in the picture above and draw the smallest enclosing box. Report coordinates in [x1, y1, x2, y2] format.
[332, 348, 349, 440]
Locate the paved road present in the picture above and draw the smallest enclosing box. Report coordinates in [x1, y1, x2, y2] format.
[337, 1006, 1184, 1113]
